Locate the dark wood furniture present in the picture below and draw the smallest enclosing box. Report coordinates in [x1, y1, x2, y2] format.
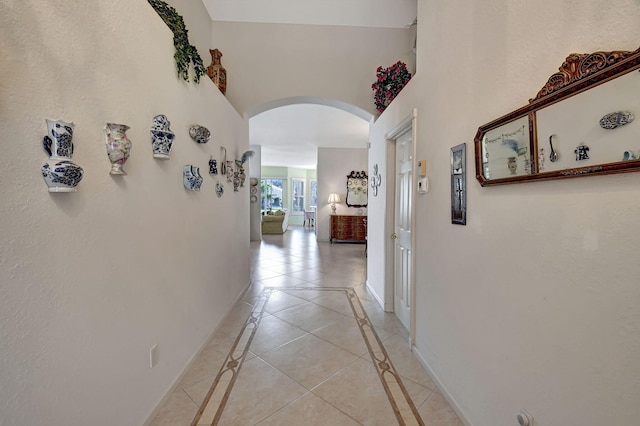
[330, 215, 367, 243]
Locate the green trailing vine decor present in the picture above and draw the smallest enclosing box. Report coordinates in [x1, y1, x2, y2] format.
[147, 0, 206, 83]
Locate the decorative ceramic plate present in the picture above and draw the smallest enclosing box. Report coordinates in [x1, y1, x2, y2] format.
[189, 125, 211, 144]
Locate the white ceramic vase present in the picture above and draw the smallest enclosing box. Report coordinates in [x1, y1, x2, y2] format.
[104, 123, 132, 175]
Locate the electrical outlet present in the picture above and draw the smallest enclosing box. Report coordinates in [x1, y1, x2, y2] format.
[150, 344, 159, 368]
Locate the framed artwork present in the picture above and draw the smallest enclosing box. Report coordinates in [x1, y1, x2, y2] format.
[451, 143, 467, 225]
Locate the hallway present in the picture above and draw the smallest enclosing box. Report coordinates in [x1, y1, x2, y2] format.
[150, 227, 463, 425]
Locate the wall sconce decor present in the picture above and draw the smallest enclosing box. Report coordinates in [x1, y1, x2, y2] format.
[370, 164, 382, 196]
[328, 193, 341, 215]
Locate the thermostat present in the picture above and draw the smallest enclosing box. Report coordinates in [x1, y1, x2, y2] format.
[417, 176, 429, 194]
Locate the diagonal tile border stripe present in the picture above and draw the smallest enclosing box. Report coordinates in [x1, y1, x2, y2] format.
[190, 289, 272, 426]
[191, 287, 425, 426]
[344, 288, 425, 426]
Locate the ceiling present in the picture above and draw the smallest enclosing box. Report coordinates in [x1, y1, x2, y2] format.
[201, 0, 417, 29]
[201, 0, 416, 169]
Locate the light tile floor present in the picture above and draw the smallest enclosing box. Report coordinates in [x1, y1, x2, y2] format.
[150, 226, 463, 426]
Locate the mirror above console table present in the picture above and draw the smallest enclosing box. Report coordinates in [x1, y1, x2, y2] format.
[474, 46, 640, 186]
[346, 170, 368, 207]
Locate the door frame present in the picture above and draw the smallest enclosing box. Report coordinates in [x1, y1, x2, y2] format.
[384, 109, 418, 346]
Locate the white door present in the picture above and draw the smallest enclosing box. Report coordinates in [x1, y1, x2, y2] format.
[393, 129, 413, 331]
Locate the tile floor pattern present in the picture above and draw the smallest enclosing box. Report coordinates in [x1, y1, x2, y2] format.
[150, 226, 464, 426]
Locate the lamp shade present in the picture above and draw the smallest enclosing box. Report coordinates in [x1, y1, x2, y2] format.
[328, 193, 341, 203]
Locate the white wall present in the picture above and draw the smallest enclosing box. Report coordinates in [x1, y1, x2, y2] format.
[368, 0, 640, 425]
[211, 21, 415, 116]
[249, 145, 262, 240]
[0, 2, 249, 425]
[317, 148, 368, 241]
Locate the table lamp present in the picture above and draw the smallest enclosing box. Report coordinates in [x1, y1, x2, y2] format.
[328, 193, 341, 215]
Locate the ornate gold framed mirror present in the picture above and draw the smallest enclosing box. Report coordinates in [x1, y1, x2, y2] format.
[475, 46, 640, 186]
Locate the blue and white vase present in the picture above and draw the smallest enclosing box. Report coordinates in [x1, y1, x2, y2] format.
[209, 156, 217, 175]
[183, 165, 203, 191]
[236, 160, 247, 187]
[41, 119, 84, 192]
[150, 114, 174, 159]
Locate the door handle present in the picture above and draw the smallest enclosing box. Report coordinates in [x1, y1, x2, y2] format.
[391, 233, 397, 239]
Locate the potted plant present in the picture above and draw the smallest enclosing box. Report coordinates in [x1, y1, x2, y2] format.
[371, 61, 412, 113]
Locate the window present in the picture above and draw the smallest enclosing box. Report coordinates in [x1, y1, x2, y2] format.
[260, 178, 283, 210]
[310, 180, 318, 207]
[291, 178, 305, 214]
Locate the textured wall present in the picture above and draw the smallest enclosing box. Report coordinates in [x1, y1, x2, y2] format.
[211, 21, 415, 116]
[0, 1, 249, 425]
[369, 0, 640, 424]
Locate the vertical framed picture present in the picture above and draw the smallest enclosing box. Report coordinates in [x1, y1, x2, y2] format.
[451, 143, 466, 225]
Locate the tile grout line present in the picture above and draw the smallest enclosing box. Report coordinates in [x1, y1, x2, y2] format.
[266, 286, 425, 425]
[251, 355, 366, 425]
[191, 285, 423, 426]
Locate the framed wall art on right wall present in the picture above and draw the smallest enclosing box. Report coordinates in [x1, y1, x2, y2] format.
[451, 143, 467, 225]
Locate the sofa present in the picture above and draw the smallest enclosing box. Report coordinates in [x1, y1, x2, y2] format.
[261, 209, 290, 234]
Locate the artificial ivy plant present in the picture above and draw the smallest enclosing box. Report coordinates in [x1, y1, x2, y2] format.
[147, 0, 206, 83]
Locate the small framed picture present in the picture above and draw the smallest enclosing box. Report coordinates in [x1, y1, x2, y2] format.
[450, 143, 466, 225]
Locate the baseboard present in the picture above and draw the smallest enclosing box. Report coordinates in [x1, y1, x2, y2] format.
[142, 281, 252, 426]
[411, 346, 473, 426]
[365, 279, 385, 309]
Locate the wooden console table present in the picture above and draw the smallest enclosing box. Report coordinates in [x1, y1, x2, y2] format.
[330, 215, 366, 243]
